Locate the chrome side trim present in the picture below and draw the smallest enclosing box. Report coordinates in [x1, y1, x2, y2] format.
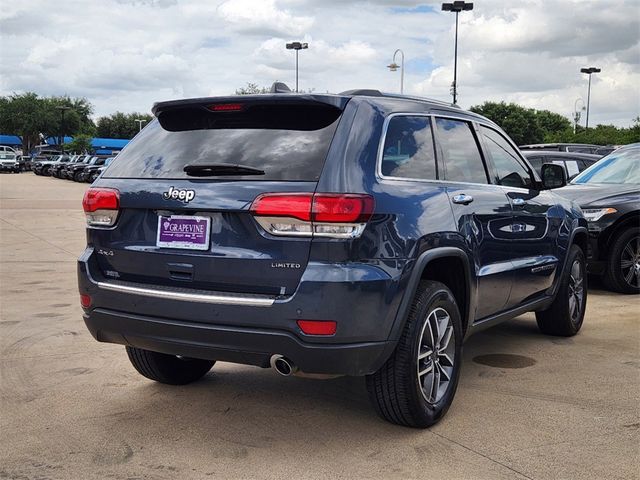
[96, 281, 275, 307]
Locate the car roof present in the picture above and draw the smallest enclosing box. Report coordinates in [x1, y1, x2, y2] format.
[152, 88, 488, 125]
[521, 151, 601, 160]
[519, 143, 602, 148]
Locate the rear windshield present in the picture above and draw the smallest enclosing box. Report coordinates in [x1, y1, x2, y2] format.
[103, 103, 343, 181]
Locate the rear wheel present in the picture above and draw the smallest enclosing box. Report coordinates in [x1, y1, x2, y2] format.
[603, 228, 640, 294]
[536, 244, 586, 336]
[366, 280, 463, 428]
[126, 346, 215, 385]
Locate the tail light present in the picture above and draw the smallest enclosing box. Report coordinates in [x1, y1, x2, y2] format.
[82, 187, 120, 228]
[250, 193, 374, 238]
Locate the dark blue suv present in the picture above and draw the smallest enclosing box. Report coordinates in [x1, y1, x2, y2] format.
[78, 89, 588, 427]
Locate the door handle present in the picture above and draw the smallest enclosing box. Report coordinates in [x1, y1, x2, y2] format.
[512, 198, 526, 206]
[452, 194, 474, 205]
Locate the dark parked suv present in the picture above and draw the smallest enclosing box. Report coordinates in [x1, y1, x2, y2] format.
[78, 89, 588, 427]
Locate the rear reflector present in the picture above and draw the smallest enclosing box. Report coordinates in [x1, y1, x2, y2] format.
[82, 188, 120, 228]
[297, 320, 337, 336]
[250, 193, 374, 239]
[80, 294, 92, 308]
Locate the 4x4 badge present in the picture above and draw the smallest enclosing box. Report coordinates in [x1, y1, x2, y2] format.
[163, 186, 195, 203]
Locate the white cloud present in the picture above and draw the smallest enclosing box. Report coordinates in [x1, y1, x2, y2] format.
[0, 0, 638, 127]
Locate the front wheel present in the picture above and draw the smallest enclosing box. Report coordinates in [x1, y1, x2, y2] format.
[126, 347, 215, 385]
[603, 228, 640, 294]
[366, 280, 463, 428]
[536, 244, 587, 336]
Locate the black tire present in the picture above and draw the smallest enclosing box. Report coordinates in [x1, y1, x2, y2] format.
[126, 346, 215, 385]
[536, 244, 587, 336]
[603, 228, 640, 294]
[74, 171, 82, 182]
[366, 280, 463, 428]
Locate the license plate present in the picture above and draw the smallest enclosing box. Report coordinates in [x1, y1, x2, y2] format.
[157, 215, 211, 251]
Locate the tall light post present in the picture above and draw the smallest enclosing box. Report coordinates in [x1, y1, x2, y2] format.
[573, 98, 585, 134]
[286, 41, 308, 92]
[442, 1, 473, 105]
[580, 67, 601, 130]
[134, 119, 147, 132]
[387, 49, 405, 94]
[55, 106, 71, 152]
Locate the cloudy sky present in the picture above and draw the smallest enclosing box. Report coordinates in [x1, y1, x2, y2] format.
[1, 0, 639, 126]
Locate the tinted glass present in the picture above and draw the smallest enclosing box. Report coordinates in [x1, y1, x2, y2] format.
[434, 118, 487, 183]
[481, 126, 532, 188]
[526, 156, 544, 174]
[105, 105, 342, 181]
[567, 146, 594, 153]
[381, 116, 436, 180]
[573, 146, 640, 184]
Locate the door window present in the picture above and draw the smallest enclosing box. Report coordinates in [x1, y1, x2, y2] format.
[381, 115, 437, 180]
[526, 156, 544, 175]
[434, 118, 487, 184]
[480, 126, 533, 188]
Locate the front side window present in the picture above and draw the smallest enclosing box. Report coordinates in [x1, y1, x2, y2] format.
[381, 115, 437, 180]
[434, 118, 487, 184]
[480, 126, 532, 188]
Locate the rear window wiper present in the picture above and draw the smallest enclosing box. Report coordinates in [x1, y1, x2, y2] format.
[183, 163, 265, 177]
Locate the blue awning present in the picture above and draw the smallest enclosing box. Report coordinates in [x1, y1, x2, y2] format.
[0, 135, 23, 146]
[91, 138, 129, 149]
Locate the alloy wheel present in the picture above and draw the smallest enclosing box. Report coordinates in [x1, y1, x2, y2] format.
[417, 307, 455, 404]
[620, 235, 640, 289]
[568, 258, 585, 323]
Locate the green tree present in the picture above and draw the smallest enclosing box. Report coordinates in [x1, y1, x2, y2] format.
[535, 109, 572, 138]
[0, 92, 49, 154]
[0, 92, 95, 154]
[235, 83, 271, 95]
[96, 112, 153, 139]
[470, 101, 543, 145]
[67, 134, 93, 154]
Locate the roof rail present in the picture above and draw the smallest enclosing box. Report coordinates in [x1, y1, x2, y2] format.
[338, 89, 461, 108]
[339, 89, 383, 97]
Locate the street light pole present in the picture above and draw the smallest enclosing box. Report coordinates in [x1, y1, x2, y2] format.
[286, 41, 309, 92]
[580, 67, 601, 130]
[134, 119, 147, 132]
[573, 98, 585, 134]
[386, 49, 405, 94]
[55, 106, 71, 153]
[442, 1, 473, 105]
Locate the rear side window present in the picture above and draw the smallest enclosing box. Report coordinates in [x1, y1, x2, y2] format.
[381, 115, 437, 180]
[480, 126, 532, 188]
[104, 103, 342, 181]
[434, 118, 487, 184]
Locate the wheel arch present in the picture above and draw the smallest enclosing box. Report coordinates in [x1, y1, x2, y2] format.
[600, 212, 640, 257]
[390, 247, 475, 342]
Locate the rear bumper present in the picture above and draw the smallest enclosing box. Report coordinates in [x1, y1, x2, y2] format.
[84, 308, 391, 375]
[78, 247, 407, 376]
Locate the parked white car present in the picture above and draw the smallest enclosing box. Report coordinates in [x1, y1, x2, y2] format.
[0, 146, 20, 173]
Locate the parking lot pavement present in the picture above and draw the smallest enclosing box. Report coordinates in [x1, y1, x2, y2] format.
[1, 173, 638, 480]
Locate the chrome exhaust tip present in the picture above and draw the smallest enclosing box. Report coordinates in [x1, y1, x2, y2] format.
[270, 354, 297, 376]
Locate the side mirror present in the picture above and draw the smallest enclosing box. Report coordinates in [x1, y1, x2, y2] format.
[541, 163, 567, 189]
